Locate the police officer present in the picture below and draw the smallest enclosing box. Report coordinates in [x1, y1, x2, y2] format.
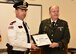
[7, 0, 37, 54]
[39, 5, 70, 54]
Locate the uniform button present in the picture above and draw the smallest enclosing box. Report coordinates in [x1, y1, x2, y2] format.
[51, 39, 53, 41]
[51, 34, 53, 36]
[51, 30, 54, 33]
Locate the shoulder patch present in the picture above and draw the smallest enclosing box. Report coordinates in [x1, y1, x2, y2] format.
[10, 21, 16, 25]
[8, 26, 14, 29]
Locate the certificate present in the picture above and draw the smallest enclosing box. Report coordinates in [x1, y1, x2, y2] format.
[32, 34, 51, 46]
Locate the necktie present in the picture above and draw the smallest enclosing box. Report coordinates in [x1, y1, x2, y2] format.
[23, 21, 30, 43]
[51, 21, 56, 31]
[23, 21, 30, 54]
[52, 22, 55, 27]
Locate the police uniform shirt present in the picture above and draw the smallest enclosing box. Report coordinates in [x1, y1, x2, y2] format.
[8, 18, 31, 51]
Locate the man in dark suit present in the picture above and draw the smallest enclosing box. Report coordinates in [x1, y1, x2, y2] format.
[39, 5, 70, 54]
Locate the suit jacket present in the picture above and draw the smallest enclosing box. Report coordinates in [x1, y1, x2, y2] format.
[39, 18, 70, 54]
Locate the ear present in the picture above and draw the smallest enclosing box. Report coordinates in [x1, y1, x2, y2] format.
[15, 9, 19, 14]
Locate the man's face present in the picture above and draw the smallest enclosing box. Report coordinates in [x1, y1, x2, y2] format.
[15, 8, 28, 20]
[49, 6, 59, 20]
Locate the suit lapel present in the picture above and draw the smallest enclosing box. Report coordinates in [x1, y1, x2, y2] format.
[55, 19, 60, 27]
[47, 18, 52, 28]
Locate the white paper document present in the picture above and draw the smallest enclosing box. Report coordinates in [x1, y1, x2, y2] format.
[32, 34, 51, 46]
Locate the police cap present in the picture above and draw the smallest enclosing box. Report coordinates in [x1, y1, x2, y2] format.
[13, 1, 28, 9]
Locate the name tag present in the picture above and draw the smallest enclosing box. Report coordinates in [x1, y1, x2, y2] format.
[18, 26, 23, 28]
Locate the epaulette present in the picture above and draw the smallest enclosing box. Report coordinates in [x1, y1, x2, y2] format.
[10, 21, 16, 25]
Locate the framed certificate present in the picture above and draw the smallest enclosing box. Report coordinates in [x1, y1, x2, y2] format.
[32, 34, 51, 46]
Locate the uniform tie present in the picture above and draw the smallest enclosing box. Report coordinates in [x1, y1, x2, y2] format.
[52, 21, 55, 27]
[23, 21, 30, 43]
[23, 21, 30, 54]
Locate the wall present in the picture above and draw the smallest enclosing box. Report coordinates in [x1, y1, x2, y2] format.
[0, 0, 76, 48]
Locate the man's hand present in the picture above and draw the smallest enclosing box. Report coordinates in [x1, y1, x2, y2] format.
[49, 42, 59, 48]
[31, 43, 38, 50]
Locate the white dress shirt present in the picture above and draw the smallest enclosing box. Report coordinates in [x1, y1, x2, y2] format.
[8, 18, 31, 51]
[51, 19, 57, 23]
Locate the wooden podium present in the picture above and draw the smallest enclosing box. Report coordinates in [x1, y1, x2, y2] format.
[30, 48, 41, 54]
